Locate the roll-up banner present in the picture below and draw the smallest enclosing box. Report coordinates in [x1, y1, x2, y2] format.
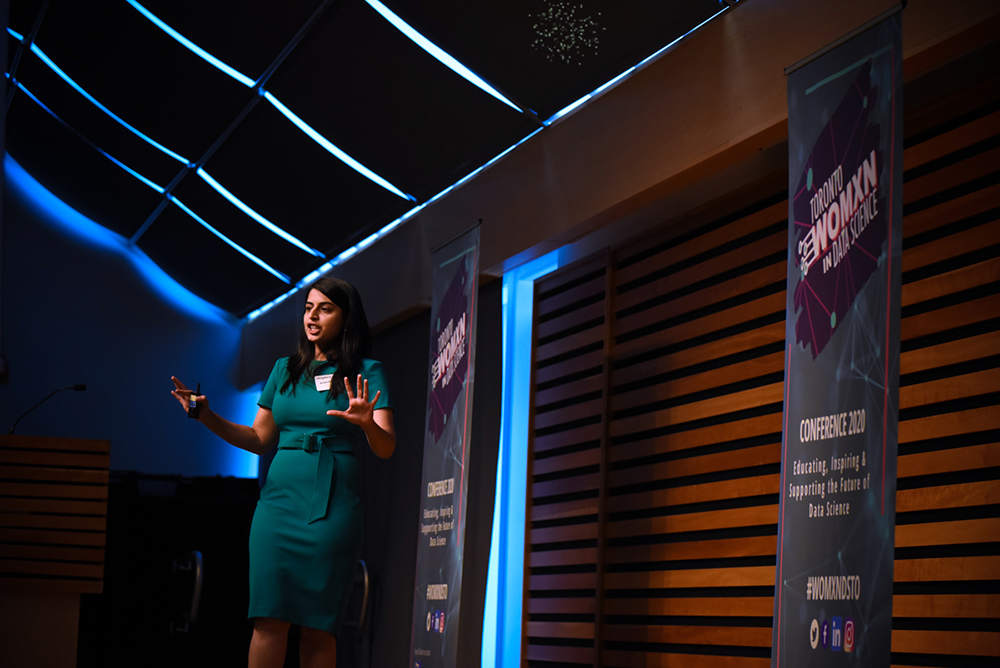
[773, 9, 902, 667]
[411, 225, 480, 668]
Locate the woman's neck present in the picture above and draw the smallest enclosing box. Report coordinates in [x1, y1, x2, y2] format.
[314, 347, 338, 362]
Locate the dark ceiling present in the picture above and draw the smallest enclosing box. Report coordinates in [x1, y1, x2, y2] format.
[6, 0, 727, 315]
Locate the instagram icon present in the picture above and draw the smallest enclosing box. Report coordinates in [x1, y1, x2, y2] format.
[844, 618, 855, 653]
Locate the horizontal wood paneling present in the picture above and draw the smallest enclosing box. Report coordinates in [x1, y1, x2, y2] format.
[609, 444, 780, 487]
[527, 257, 609, 666]
[526, 644, 593, 663]
[602, 624, 771, 647]
[605, 566, 776, 590]
[891, 630, 1000, 656]
[608, 413, 782, 463]
[601, 651, 769, 668]
[895, 518, 1000, 547]
[606, 505, 778, 540]
[888, 103, 1000, 667]
[606, 536, 777, 565]
[603, 596, 773, 617]
[612, 322, 785, 389]
[0, 576, 103, 594]
[892, 594, 1000, 618]
[0, 436, 109, 594]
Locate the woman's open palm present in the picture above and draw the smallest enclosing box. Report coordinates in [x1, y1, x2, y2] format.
[327, 374, 381, 426]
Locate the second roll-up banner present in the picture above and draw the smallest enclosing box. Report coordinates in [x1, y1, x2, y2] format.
[410, 225, 480, 668]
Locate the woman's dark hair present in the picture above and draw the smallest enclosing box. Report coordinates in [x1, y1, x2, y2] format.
[281, 276, 372, 398]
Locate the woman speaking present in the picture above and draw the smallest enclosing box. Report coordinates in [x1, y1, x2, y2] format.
[171, 277, 395, 668]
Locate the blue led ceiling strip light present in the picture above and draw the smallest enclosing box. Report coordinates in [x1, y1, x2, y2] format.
[4, 28, 192, 165]
[247, 125, 545, 321]
[4, 0, 51, 114]
[363, 0, 523, 113]
[544, 5, 730, 125]
[10, 78, 289, 285]
[125, 1, 415, 202]
[196, 168, 324, 256]
[260, 93, 415, 202]
[13, 80, 166, 193]
[6, 26, 330, 261]
[124, 0, 256, 88]
[168, 197, 290, 284]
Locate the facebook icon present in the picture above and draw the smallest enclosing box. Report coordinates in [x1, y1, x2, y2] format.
[821, 620, 830, 649]
[831, 616, 843, 651]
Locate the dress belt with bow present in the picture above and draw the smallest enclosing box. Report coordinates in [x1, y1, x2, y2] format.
[277, 432, 355, 523]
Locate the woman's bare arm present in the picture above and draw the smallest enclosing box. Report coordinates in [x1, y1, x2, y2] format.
[363, 408, 396, 459]
[171, 376, 278, 455]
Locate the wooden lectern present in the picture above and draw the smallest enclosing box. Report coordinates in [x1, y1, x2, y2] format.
[0, 435, 110, 668]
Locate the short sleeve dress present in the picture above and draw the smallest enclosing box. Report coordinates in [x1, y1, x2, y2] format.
[249, 357, 392, 635]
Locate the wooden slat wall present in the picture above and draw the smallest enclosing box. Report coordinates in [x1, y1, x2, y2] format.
[598, 194, 786, 668]
[891, 100, 1000, 666]
[0, 435, 109, 594]
[524, 97, 1000, 666]
[527, 254, 610, 666]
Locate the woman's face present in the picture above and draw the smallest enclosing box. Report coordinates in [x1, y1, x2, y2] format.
[304, 288, 344, 353]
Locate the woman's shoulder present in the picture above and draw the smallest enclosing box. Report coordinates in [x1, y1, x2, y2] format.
[270, 357, 291, 377]
[361, 357, 384, 371]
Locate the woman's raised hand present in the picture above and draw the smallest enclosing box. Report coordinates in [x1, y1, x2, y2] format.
[170, 376, 208, 420]
[327, 374, 381, 426]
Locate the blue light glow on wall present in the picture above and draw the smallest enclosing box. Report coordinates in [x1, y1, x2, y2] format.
[6, 155, 232, 325]
[364, 0, 522, 112]
[482, 249, 564, 668]
[230, 383, 264, 478]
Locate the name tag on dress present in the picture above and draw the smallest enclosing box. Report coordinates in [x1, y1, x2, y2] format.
[314, 374, 333, 392]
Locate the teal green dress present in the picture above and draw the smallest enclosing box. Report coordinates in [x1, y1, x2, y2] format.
[249, 357, 392, 635]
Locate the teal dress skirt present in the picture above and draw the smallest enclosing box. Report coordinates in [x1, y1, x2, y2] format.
[249, 357, 392, 635]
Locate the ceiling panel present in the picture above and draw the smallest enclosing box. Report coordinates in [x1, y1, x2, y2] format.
[170, 172, 326, 280]
[34, 0, 252, 162]
[381, 0, 724, 119]
[9, 0, 46, 37]
[265, 0, 540, 202]
[138, 202, 289, 315]
[7, 92, 164, 239]
[135, 0, 327, 82]
[12, 49, 184, 188]
[7, 33, 20, 68]
[199, 100, 414, 257]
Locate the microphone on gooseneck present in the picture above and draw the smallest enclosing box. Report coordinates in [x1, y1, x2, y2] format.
[8, 384, 88, 435]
